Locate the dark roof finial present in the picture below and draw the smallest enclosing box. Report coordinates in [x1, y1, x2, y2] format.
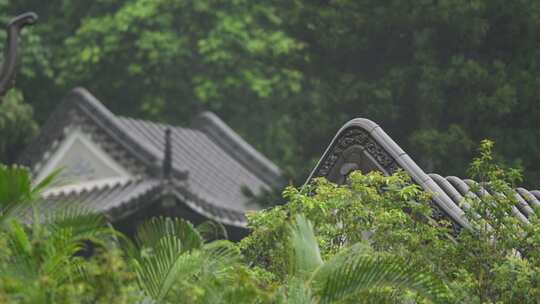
[0, 12, 38, 99]
[163, 128, 172, 179]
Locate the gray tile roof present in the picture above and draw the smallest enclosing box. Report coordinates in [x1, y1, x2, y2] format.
[429, 174, 540, 225]
[20, 88, 285, 227]
[115, 117, 271, 212]
[307, 118, 540, 230]
[18, 178, 161, 224]
[39, 178, 162, 216]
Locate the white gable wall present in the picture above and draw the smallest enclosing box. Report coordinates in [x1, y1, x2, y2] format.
[34, 127, 132, 187]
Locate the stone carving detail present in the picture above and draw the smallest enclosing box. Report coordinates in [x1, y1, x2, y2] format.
[311, 125, 452, 230]
[313, 127, 395, 178]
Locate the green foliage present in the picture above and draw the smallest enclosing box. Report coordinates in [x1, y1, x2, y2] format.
[281, 214, 449, 303]
[242, 142, 540, 303]
[0, 90, 38, 163]
[2, 141, 540, 302]
[6, 0, 540, 185]
[0, 163, 57, 225]
[129, 217, 242, 302]
[0, 164, 139, 303]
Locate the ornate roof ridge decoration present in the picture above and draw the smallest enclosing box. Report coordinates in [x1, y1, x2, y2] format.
[192, 111, 284, 188]
[0, 12, 37, 99]
[307, 118, 540, 231]
[305, 118, 471, 229]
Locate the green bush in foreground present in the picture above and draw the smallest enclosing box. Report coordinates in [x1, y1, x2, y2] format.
[2, 140, 540, 303]
[242, 140, 540, 303]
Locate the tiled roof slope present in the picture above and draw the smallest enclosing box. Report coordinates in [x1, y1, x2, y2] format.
[22, 178, 247, 226]
[114, 117, 275, 212]
[429, 174, 540, 225]
[306, 118, 540, 230]
[20, 88, 284, 227]
[40, 178, 161, 218]
[17, 178, 161, 224]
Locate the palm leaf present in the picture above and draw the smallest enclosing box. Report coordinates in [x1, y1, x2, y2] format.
[135, 217, 203, 252]
[288, 214, 324, 280]
[131, 217, 242, 301]
[43, 205, 109, 243]
[133, 235, 205, 301]
[311, 244, 450, 303]
[279, 277, 316, 304]
[1, 219, 37, 280]
[131, 217, 205, 301]
[0, 165, 60, 226]
[196, 220, 228, 241]
[29, 168, 62, 200]
[0, 165, 32, 224]
[0, 165, 31, 206]
[40, 227, 85, 282]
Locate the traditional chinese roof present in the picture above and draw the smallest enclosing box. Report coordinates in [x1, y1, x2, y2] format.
[20, 88, 284, 227]
[306, 118, 540, 230]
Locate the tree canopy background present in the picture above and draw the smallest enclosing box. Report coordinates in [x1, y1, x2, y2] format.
[3, 0, 540, 186]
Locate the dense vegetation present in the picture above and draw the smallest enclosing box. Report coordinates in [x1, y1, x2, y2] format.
[2, 2, 540, 302]
[1, 141, 540, 303]
[2, 0, 540, 186]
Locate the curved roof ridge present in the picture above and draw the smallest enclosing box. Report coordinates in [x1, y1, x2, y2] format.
[306, 117, 540, 231]
[67, 88, 162, 168]
[306, 117, 470, 229]
[19, 87, 164, 174]
[192, 111, 284, 188]
[20, 87, 279, 227]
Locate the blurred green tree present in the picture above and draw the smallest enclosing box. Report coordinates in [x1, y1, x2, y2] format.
[5, 0, 540, 186]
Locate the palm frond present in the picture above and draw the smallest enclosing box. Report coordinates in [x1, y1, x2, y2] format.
[29, 168, 62, 200]
[131, 217, 206, 301]
[288, 214, 323, 280]
[200, 240, 243, 281]
[133, 235, 205, 301]
[311, 244, 450, 303]
[131, 217, 243, 301]
[197, 220, 228, 241]
[279, 277, 316, 304]
[0, 165, 60, 226]
[135, 217, 203, 252]
[0, 165, 31, 206]
[181, 241, 244, 303]
[41, 227, 85, 282]
[0, 165, 32, 224]
[203, 240, 240, 262]
[43, 206, 109, 242]
[1, 220, 37, 280]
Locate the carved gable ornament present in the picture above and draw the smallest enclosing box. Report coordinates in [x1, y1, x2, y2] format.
[306, 118, 471, 230]
[307, 119, 401, 184]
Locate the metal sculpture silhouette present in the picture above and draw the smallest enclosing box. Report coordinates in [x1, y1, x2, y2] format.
[0, 12, 37, 99]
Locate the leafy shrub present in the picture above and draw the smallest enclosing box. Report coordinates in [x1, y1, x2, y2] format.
[242, 140, 540, 303]
[2, 140, 540, 303]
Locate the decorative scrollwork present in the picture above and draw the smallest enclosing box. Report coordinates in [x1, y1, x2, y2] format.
[310, 124, 464, 231]
[313, 127, 398, 179]
[0, 12, 38, 99]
